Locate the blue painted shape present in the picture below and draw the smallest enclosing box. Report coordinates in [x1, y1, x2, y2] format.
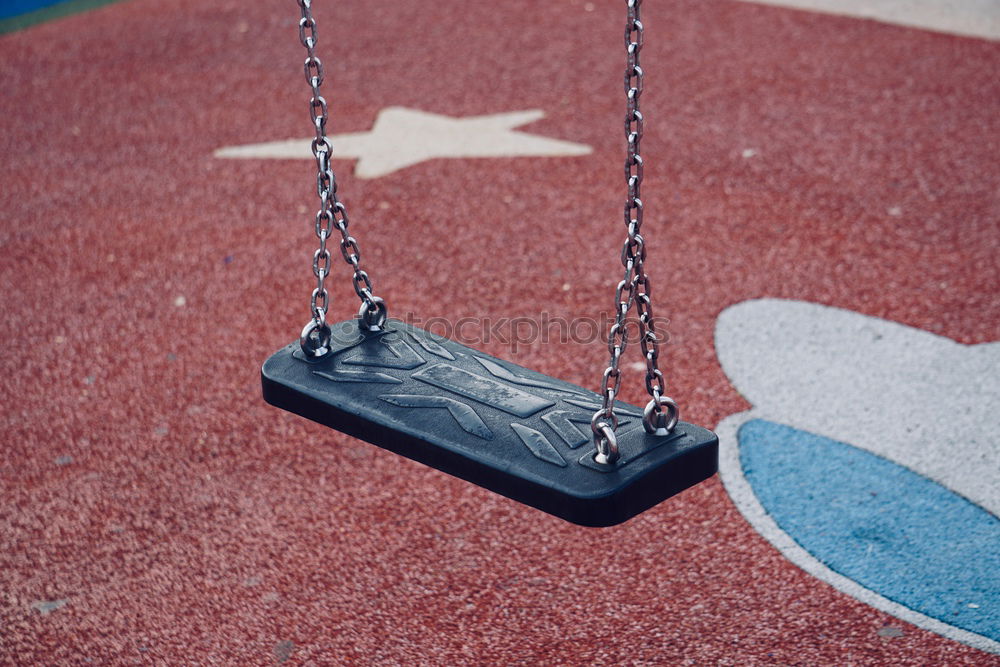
[739, 419, 999, 641]
[1, 1, 70, 20]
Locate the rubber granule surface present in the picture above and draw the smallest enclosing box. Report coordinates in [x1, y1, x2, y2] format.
[1, 0, 998, 664]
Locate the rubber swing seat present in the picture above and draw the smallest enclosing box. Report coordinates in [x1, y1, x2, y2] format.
[261, 318, 717, 527]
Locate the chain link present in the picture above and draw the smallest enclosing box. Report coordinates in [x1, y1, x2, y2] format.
[592, 0, 677, 459]
[297, 0, 386, 357]
[292, 1, 669, 431]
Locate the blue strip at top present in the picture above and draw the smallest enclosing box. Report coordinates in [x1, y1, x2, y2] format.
[1, 0, 71, 20]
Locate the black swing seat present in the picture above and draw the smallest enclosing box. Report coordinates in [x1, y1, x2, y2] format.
[261, 318, 718, 527]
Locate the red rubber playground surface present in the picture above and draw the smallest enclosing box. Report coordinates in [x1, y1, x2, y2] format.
[2, 0, 998, 664]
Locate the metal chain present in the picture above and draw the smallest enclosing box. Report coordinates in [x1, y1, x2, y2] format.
[297, 0, 386, 358]
[592, 0, 678, 463]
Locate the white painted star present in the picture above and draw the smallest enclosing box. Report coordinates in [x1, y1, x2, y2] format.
[214, 106, 592, 179]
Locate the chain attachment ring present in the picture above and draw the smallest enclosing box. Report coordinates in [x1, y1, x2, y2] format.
[300, 319, 334, 358]
[643, 395, 679, 434]
[592, 422, 620, 465]
[358, 295, 388, 331]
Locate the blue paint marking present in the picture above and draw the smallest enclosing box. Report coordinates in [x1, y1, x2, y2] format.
[739, 419, 999, 641]
[0, 0, 71, 20]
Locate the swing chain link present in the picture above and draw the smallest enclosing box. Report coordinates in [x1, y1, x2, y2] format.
[592, 0, 677, 462]
[297, 0, 386, 358]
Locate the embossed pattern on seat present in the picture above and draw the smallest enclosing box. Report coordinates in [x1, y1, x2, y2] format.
[262, 319, 718, 526]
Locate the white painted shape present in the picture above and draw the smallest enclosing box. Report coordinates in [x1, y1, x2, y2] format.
[716, 298, 1000, 516]
[740, 0, 1000, 40]
[716, 410, 1000, 655]
[214, 107, 592, 179]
